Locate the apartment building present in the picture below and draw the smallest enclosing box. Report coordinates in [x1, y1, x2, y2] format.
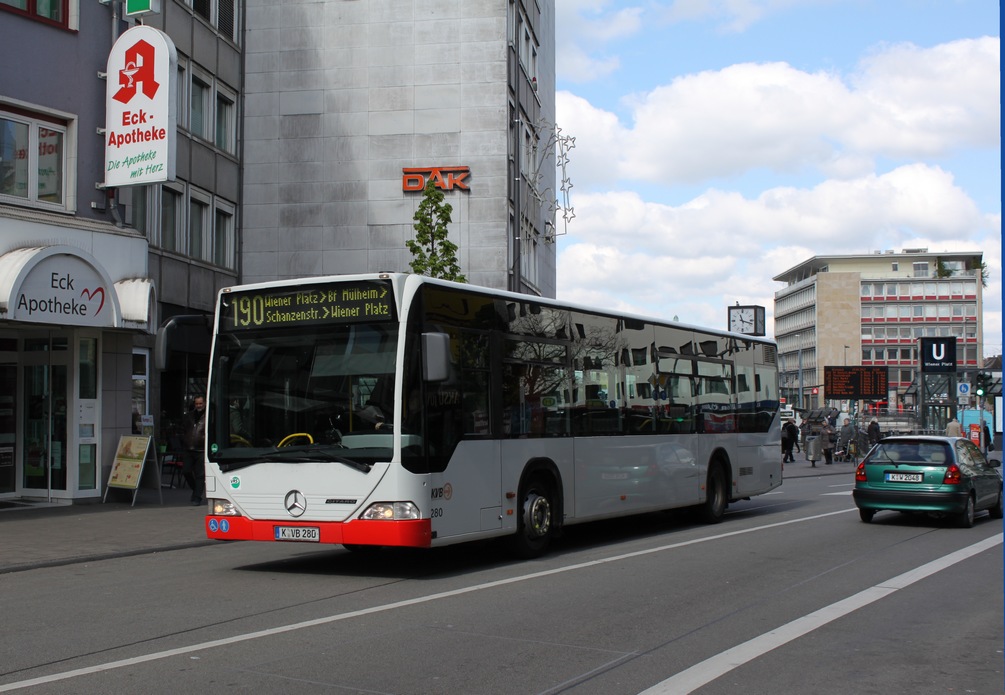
[0, 0, 241, 503]
[774, 249, 984, 413]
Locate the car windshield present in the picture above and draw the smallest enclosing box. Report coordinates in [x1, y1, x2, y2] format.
[207, 322, 400, 468]
[870, 441, 951, 466]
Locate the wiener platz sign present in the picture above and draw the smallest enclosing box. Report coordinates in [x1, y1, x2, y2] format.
[104, 25, 177, 187]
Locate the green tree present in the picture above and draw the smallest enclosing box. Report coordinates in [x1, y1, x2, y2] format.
[406, 180, 467, 282]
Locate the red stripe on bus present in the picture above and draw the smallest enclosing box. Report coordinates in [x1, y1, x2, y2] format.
[205, 517, 432, 548]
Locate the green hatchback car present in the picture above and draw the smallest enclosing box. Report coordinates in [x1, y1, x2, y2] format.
[853, 436, 1003, 527]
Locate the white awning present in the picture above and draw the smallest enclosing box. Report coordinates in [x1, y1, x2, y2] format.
[0, 245, 155, 333]
[115, 278, 157, 334]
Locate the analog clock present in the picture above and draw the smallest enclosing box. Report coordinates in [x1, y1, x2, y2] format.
[728, 305, 765, 336]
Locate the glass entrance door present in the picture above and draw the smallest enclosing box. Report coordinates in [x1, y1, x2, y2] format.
[22, 336, 70, 496]
[0, 364, 15, 494]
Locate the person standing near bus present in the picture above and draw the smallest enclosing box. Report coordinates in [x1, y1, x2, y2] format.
[183, 395, 207, 505]
[821, 421, 836, 465]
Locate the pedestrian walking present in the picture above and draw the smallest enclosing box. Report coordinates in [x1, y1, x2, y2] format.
[983, 422, 993, 455]
[945, 416, 962, 437]
[781, 419, 799, 463]
[867, 418, 881, 446]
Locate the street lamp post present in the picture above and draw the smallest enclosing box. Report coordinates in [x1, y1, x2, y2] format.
[796, 333, 803, 411]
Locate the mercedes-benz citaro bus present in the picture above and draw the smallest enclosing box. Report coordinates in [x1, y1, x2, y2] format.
[203, 273, 782, 557]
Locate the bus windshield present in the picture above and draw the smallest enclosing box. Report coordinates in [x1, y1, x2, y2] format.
[207, 322, 399, 469]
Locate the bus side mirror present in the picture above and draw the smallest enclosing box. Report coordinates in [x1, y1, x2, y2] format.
[422, 332, 451, 382]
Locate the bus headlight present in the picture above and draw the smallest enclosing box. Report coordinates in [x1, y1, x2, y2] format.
[210, 499, 241, 516]
[359, 502, 420, 520]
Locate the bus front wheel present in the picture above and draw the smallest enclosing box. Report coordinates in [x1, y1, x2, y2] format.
[510, 477, 555, 558]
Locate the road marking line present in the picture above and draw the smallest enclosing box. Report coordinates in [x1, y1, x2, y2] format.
[638, 533, 1003, 695]
[0, 508, 857, 692]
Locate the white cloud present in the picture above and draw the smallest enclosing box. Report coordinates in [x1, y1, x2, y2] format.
[556, 0, 644, 82]
[558, 38, 1000, 187]
[556, 165, 1000, 337]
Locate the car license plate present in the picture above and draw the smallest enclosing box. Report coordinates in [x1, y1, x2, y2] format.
[885, 472, 923, 483]
[274, 526, 320, 542]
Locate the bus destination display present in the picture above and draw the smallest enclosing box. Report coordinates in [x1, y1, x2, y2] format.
[824, 366, 888, 400]
[220, 280, 395, 331]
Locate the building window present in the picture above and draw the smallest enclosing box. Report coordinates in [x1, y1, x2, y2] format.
[0, 109, 69, 209]
[0, 0, 71, 28]
[141, 181, 235, 269]
[186, 67, 238, 155]
[187, 0, 239, 43]
[190, 73, 212, 141]
[189, 188, 211, 261]
[913, 262, 929, 277]
[161, 185, 184, 253]
[214, 202, 235, 269]
[215, 86, 236, 154]
[176, 60, 188, 130]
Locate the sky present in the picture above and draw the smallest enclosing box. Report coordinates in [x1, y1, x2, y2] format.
[552, 0, 1001, 357]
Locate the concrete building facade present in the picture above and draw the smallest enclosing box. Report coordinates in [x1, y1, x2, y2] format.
[774, 249, 985, 416]
[242, 0, 558, 297]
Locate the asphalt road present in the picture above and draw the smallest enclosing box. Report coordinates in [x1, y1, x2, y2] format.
[1, 474, 1001, 694]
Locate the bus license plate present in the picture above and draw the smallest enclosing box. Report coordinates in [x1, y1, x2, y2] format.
[885, 472, 923, 483]
[274, 526, 320, 542]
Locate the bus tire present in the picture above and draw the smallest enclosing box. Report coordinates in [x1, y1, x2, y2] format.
[510, 476, 555, 558]
[699, 462, 728, 524]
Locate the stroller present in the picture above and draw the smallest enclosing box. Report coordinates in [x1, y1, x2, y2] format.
[834, 428, 868, 463]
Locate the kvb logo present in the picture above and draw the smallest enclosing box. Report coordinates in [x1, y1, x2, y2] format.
[113, 39, 159, 104]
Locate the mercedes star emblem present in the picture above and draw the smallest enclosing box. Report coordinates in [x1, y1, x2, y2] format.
[284, 490, 307, 517]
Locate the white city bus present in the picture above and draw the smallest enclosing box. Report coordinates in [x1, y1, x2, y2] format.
[203, 273, 782, 556]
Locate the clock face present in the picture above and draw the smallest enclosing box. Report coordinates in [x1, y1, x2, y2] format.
[729, 307, 754, 333]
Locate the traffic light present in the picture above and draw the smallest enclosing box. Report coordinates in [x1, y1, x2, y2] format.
[975, 373, 988, 398]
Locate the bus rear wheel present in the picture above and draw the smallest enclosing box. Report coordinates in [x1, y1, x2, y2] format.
[510, 478, 555, 558]
[699, 463, 727, 524]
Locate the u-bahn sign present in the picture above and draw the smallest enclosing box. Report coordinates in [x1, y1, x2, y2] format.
[919, 337, 956, 373]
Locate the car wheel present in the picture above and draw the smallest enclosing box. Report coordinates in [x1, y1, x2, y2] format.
[957, 494, 975, 528]
[990, 489, 1004, 520]
[858, 508, 874, 523]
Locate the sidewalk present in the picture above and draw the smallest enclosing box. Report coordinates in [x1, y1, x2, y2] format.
[0, 458, 857, 574]
[0, 485, 214, 575]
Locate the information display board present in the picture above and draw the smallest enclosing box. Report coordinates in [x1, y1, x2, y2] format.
[219, 280, 395, 332]
[824, 366, 889, 400]
[104, 435, 162, 505]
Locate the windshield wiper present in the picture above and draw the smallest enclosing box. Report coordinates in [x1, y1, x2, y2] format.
[217, 446, 371, 473]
